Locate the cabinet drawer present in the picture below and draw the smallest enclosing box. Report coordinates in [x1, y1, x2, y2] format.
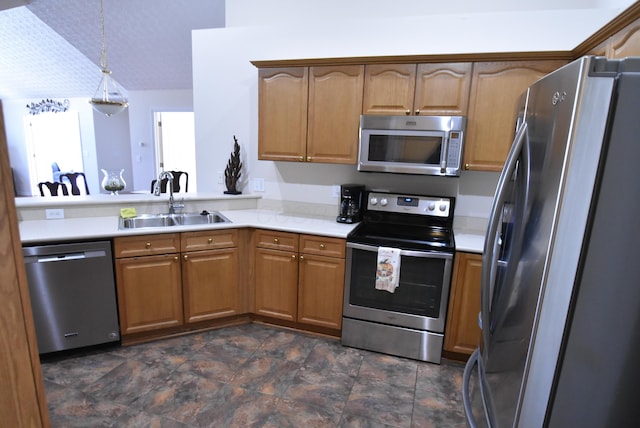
[181, 229, 238, 252]
[114, 233, 180, 258]
[255, 229, 299, 252]
[300, 234, 345, 258]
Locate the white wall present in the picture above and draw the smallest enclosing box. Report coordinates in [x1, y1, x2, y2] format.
[192, 1, 628, 217]
[126, 89, 194, 192]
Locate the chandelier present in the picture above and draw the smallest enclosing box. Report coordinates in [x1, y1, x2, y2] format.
[89, 0, 128, 116]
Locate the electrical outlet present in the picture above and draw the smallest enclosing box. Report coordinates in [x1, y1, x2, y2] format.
[253, 178, 265, 192]
[217, 171, 224, 184]
[45, 209, 64, 219]
[332, 185, 341, 198]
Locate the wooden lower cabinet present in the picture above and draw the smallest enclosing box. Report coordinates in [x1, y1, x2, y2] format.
[115, 253, 183, 335]
[254, 230, 346, 331]
[444, 252, 483, 358]
[114, 229, 240, 338]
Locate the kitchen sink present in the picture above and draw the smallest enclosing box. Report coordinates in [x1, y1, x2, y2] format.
[119, 211, 231, 230]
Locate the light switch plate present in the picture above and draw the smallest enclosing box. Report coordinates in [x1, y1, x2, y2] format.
[332, 185, 341, 198]
[45, 209, 64, 219]
[253, 178, 265, 192]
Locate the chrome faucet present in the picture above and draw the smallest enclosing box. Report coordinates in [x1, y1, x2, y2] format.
[153, 171, 184, 214]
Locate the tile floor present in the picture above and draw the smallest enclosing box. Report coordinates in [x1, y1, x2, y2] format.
[40, 323, 466, 427]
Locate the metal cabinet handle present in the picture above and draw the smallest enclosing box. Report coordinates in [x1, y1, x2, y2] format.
[145, 242, 151, 249]
[298, 156, 304, 161]
[183, 255, 188, 260]
[464, 163, 470, 170]
[405, 109, 411, 115]
[174, 256, 179, 261]
[306, 156, 312, 162]
[207, 238, 213, 244]
[299, 255, 304, 260]
[319, 243, 325, 249]
[291, 254, 296, 259]
[415, 109, 420, 115]
[274, 238, 279, 244]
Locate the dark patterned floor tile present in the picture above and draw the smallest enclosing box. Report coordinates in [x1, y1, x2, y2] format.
[263, 398, 342, 428]
[303, 339, 364, 377]
[176, 342, 253, 382]
[253, 329, 319, 363]
[81, 359, 173, 406]
[108, 333, 207, 370]
[41, 352, 126, 390]
[412, 381, 466, 428]
[344, 378, 415, 428]
[191, 384, 279, 427]
[112, 407, 189, 428]
[200, 323, 275, 353]
[45, 381, 128, 428]
[132, 370, 225, 425]
[339, 413, 398, 428]
[357, 352, 418, 388]
[231, 354, 300, 396]
[415, 360, 464, 393]
[284, 366, 355, 414]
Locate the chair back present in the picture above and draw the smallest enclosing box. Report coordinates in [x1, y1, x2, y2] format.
[60, 172, 90, 195]
[38, 181, 69, 196]
[150, 171, 189, 193]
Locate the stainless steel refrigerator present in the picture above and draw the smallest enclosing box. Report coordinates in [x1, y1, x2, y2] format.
[462, 56, 640, 427]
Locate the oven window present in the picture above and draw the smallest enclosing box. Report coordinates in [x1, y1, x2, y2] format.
[348, 248, 445, 317]
[368, 134, 442, 164]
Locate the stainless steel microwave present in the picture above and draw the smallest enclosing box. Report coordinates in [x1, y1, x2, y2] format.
[358, 115, 466, 177]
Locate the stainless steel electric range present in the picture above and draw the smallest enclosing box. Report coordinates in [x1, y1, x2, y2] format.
[341, 190, 455, 364]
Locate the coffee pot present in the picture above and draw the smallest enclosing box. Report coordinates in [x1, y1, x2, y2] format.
[336, 184, 365, 224]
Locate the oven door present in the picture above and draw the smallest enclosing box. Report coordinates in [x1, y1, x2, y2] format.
[343, 242, 453, 333]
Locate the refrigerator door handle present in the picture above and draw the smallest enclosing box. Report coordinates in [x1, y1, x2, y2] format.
[463, 348, 480, 428]
[481, 121, 528, 344]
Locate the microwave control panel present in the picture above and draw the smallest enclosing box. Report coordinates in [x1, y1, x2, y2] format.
[367, 192, 452, 218]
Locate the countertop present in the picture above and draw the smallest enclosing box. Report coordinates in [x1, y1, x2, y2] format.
[18, 209, 359, 244]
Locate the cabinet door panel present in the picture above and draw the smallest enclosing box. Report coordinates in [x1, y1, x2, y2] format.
[254, 247, 298, 321]
[362, 63, 417, 115]
[298, 253, 345, 330]
[307, 65, 364, 164]
[115, 254, 183, 334]
[465, 61, 565, 171]
[258, 67, 308, 161]
[414, 62, 471, 116]
[610, 17, 640, 58]
[183, 248, 239, 323]
[444, 252, 482, 356]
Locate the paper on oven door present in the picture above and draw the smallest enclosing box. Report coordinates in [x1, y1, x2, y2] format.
[375, 247, 401, 293]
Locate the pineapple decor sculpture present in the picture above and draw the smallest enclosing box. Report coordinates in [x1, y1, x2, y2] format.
[224, 135, 243, 194]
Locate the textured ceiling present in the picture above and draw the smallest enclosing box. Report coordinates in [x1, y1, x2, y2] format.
[0, 0, 225, 99]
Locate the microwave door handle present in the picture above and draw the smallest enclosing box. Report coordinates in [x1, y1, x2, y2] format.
[480, 121, 528, 345]
[440, 134, 449, 173]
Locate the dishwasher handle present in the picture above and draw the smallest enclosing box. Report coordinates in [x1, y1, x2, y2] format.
[25, 250, 107, 264]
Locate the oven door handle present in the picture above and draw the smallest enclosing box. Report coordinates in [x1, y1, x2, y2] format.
[346, 242, 453, 260]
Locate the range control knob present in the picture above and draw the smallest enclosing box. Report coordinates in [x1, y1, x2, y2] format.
[370, 197, 378, 205]
[428, 202, 436, 211]
[380, 198, 388, 206]
[439, 203, 448, 212]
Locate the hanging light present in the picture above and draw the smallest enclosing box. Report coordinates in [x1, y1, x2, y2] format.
[89, 0, 128, 116]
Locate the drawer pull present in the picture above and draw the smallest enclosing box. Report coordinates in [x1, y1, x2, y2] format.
[145, 242, 151, 249]
[291, 254, 296, 259]
[274, 238, 279, 244]
[183, 255, 188, 260]
[208, 238, 213, 244]
[299, 255, 304, 260]
[174, 256, 179, 261]
[319, 243, 325, 249]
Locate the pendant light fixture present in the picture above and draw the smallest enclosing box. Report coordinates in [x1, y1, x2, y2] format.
[89, 0, 128, 116]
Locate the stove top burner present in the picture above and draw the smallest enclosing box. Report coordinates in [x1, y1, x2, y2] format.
[346, 190, 456, 252]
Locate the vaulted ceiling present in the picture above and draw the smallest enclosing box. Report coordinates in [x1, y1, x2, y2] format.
[0, 0, 225, 99]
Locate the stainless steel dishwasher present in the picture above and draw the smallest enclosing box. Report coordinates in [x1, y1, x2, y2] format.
[22, 240, 120, 354]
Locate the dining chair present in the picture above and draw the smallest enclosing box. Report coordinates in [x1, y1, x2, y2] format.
[150, 171, 189, 193]
[38, 181, 69, 196]
[59, 172, 90, 195]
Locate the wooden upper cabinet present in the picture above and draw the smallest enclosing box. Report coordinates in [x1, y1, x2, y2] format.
[362, 63, 417, 115]
[414, 63, 472, 116]
[610, 17, 640, 58]
[464, 60, 566, 172]
[362, 62, 471, 116]
[258, 67, 308, 162]
[307, 65, 364, 164]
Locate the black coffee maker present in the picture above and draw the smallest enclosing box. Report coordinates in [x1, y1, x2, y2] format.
[336, 184, 365, 224]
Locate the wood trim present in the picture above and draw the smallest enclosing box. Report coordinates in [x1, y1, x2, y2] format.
[0, 102, 49, 426]
[251, 51, 573, 68]
[573, 2, 640, 57]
